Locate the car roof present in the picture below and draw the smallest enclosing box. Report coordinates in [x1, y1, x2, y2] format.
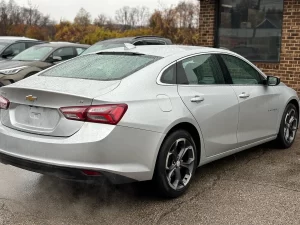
[0, 36, 38, 43]
[97, 45, 233, 58]
[96, 36, 172, 44]
[33, 42, 90, 48]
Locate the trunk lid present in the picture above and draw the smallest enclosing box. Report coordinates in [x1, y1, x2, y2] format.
[0, 76, 120, 137]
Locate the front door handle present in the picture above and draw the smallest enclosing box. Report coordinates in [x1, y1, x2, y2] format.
[191, 96, 204, 103]
[239, 92, 250, 99]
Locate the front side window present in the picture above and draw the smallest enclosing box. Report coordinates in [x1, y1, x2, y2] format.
[12, 46, 53, 61]
[178, 54, 225, 85]
[220, 54, 263, 85]
[76, 48, 86, 55]
[41, 53, 161, 81]
[217, 0, 284, 62]
[52, 47, 75, 60]
[4, 42, 26, 56]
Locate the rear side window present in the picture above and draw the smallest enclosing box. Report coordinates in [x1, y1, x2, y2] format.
[178, 54, 225, 85]
[161, 64, 176, 84]
[42, 53, 161, 81]
[144, 40, 166, 45]
[26, 42, 41, 48]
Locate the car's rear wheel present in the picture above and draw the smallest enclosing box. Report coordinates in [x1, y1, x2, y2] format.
[276, 103, 298, 149]
[154, 130, 197, 198]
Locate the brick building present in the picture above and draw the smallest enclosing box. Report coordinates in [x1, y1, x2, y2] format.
[199, 0, 300, 93]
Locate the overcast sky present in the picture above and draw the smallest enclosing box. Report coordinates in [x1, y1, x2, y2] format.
[14, 0, 183, 22]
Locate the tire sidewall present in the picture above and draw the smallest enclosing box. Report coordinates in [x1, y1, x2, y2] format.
[278, 104, 298, 148]
[154, 129, 198, 198]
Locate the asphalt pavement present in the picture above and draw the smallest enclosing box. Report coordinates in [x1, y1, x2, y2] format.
[1, 136, 300, 225]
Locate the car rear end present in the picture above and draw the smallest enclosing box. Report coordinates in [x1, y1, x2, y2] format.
[0, 52, 165, 183]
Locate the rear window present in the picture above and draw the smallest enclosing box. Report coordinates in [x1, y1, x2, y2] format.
[41, 53, 161, 81]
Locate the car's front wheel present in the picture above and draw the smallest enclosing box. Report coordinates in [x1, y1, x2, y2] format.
[154, 130, 198, 198]
[276, 103, 298, 148]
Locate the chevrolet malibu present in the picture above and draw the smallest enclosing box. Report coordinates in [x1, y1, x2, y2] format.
[0, 45, 298, 198]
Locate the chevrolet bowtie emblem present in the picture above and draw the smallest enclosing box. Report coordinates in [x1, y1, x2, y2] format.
[26, 95, 37, 102]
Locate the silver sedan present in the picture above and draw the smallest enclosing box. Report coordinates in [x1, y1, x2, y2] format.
[0, 45, 298, 198]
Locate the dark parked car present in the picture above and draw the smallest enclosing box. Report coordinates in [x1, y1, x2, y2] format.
[82, 36, 172, 55]
[0, 42, 90, 86]
[0, 36, 45, 60]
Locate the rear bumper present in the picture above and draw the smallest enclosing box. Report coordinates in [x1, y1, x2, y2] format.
[0, 152, 136, 184]
[0, 122, 165, 182]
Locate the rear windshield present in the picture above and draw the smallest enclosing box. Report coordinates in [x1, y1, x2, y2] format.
[41, 53, 161, 81]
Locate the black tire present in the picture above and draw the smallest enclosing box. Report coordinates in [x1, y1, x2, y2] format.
[276, 103, 298, 149]
[153, 129, 198, 198]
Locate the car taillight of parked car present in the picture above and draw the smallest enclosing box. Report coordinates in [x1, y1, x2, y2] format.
[60, 104, 128, 125]
[0, 96, 9, 110]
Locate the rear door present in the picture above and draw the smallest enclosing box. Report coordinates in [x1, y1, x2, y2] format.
[177, 54, 239, 157]
[219, 54, 280, 145]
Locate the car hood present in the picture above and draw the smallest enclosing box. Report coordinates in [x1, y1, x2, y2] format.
[0, 60, 36, 70]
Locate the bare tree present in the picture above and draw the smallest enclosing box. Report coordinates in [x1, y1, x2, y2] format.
[74, 8, 91, 26]
[94, 14, 108, 26]
[115, 6, 150, 27]
[176, 1, 198, 28]
[136, 6, 150, 26]
[115, 6, 131, 26]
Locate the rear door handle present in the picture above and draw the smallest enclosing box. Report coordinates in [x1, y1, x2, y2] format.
[191, 96, 204, 103]
[239, 93, 250, 99]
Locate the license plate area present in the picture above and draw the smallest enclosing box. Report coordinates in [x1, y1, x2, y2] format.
[14, 105, 60, 129]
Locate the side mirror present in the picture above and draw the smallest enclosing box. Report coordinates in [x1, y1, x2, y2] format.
[2, 49, 14, 58]
[266, 76, 280, 86]
[52, 56, 62, 62]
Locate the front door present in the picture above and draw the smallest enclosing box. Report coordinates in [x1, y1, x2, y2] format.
[219, 54, 280, 145]
[177, 54, 239, 157]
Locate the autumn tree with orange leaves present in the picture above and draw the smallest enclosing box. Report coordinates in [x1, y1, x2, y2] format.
[0, 0, 202, 46]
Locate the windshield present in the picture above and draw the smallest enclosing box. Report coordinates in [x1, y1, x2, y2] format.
[12, 46, 53, 61]
[82, 43, 125, 55]
[41, 53, 161, 80]
[0, 42, 8, 52]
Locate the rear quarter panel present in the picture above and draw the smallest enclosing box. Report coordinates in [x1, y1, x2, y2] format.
[92, 58, 205, 168]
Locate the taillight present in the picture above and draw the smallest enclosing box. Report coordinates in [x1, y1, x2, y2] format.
[60, 104, 128, 125]
[0, 96, 9, 110]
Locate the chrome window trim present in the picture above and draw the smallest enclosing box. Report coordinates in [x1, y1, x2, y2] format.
[157, 51, 267, 86]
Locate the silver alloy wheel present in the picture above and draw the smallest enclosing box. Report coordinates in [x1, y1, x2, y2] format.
[165, 138, 195, 190]
[284, 108, 298, 144]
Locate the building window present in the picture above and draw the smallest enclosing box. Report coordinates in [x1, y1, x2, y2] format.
[216, 0, 284, 62]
